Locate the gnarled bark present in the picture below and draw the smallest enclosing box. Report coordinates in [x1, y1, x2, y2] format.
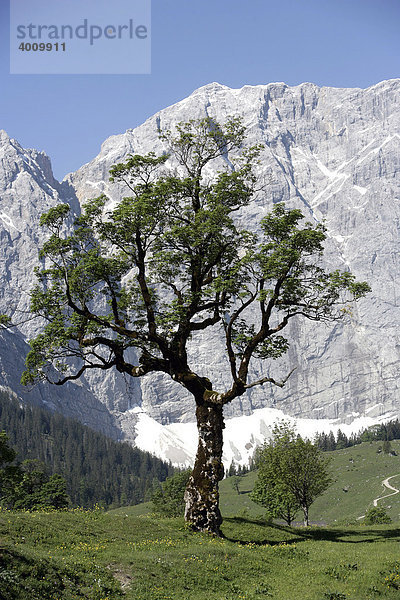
[184, 401, 225, 535]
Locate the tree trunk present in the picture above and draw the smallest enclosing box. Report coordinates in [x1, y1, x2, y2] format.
[184, 401, 225, 535]
[285, 511, 292, 527]
[302, 505, 309, 527]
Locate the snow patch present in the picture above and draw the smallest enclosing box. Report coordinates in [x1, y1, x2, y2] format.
[350, 200, 369, 212]
[84, 180, 102, 188]
[354, 185, 368, 196]
[365, 403, 384, 414]
[133, 405, 397, 469]
[316, 160, 338, 179]
[0, 212, 19, 231]
[331, 234, 349, 244]
[134, 409, 197, 467]
[357, 134, 400, 165]
[312, 174, 349, 206]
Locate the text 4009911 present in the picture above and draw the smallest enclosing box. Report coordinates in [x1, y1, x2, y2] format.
[18, 42, 66, 52]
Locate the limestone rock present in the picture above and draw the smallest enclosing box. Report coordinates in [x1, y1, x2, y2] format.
[1, 80, 400, 462]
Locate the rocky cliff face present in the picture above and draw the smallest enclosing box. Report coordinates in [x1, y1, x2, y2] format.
[0, 130, 120, 438]
[1, 79, 399, 461]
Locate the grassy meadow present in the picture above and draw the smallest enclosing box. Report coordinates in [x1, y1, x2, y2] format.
[220, 439, 400, 525]
[1, 508, 400, 599]
[1, 440, 400, 599]
[123, 440, 400, 524]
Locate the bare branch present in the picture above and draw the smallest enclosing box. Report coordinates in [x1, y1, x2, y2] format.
[53, 360, 117, 385]
[244, 367, 297, 390]
[189, 314, 221, 331]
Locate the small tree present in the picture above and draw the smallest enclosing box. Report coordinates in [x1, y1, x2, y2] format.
[227, 461, 237, 477]
[251, 476, 299, 526]
[231, 475, 241, 495]
[251, 431, 299, 525]
[151, 470, 191, 517]
[251, 423, 332, 526]
[0, 431, 16, 467]
[39, 473, 70, 509]
[382, 440, 392, 454]
[0, 439, 69, 510]
[21, 118, 369, 535]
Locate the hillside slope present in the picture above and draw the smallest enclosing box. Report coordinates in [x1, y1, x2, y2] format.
[2, 509, 400, 599]
[0, 389, 173, 508]
[122, 441, 400, 524]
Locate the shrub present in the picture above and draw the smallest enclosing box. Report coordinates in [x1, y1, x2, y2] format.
[363, 506, 392, 525]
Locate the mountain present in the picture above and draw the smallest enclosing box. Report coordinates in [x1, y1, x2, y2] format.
[0, 79, 399, 466]
[0, 130, 118, 436]
[0, 388, 174, 507]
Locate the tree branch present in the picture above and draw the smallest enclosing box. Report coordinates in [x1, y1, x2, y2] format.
[244, 367, 296, 390]
[224, 291, 258, 384]
[53, 360, 117, 385]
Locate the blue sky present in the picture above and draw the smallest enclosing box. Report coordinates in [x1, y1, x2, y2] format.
[1, 0, 399, 180]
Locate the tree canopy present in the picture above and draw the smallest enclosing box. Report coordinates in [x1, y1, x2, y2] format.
[251, 423, 333, 526]
[151, 469, 191, 517]
[21, 117, 370, 534]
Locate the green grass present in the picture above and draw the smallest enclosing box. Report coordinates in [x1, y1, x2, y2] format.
[219, 470, 264, 519]
[3, 440, 400, 599]
[312, 440, 400, 524]
[2, 508, 400, 599]
[220, 440, 400, 525]
[219, 440, 400, 524]
[119, 440, 400, 525]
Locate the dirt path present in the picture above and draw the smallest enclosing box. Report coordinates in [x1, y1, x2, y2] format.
[357, 474, 400, 519]
[373, 474, 400, 506]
